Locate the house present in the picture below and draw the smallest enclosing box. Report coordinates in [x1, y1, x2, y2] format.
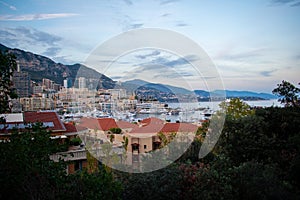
[0, 111, 91, 174]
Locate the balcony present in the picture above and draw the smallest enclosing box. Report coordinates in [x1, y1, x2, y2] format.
[50, 149, 87, 162]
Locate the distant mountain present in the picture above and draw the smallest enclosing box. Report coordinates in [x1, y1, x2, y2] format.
[119, 79, 277, 101]
[121, 79, 193, 95]
[0, 43, 277, 101]
[0, 43, 115, 89]
[212, 90, 276, 100]
[194, 90, 210, 97]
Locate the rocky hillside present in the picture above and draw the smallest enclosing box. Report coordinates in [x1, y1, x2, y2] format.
[0, 43, 115, 89]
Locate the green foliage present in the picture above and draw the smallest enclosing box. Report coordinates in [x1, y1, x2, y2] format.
[122, 135, 128, 151]
[0, 51, 18, 113]
[0, 123, 68, 199]
[109, 127, 122, 134]
[0, 123, 123, 200]
[116, 106, 300, 199]
[119, 164, 183, 200]
[196, 120, 209, 140]
[109, 134, 115, 142]
[219, 98, 254, 120]
[273, 80, 300, 107]
[69, 136, 82, 146]
[58, 169, 123, 200]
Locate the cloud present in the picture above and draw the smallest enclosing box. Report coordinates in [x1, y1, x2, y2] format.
[52, 56, 74, 65]
[133, 54, 200, 70]
[12, 27, 62, 45]
[176, 22, 188, 27]
[272, 0, 296, 3]
[0, 29, 16, 37]
[0, 1, 17, 10]
[0, 13, 79, 21]
[270, 0, 300, 6]
[0, 26, 62, 57]
[291, 1, 300, 6]
[43, 47, 61, 57]
[217, 48, 265, 61]
[160, 0, 179, 5]
[163, 55, 199, 67]
[123, 0, 133, 5]
[128, 23, 144, 29]
[160, 13, 171, 17]
[118, 15, 144, 31]
[294, 54, 300, 60]
[260, 69, 277, 77]
[135, 50, 161, 59]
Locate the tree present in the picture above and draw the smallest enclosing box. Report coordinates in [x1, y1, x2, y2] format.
[219, 98, 254, 120]
[0, 123, 123, 200]
[272, 80, 300, 107]
[0, 51, 18, 113]
[109, 127, 122, 134]
[0, 123, 68, 199]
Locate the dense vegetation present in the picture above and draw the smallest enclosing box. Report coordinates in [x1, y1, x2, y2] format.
[0, 123, 122, 200]
[117, 104, 300, 200]
[1, 53, 299, 200]
[1, 104, 299, 199]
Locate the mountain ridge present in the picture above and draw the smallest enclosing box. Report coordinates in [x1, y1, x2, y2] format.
[0, 43, 276, 100]
[0, 43, 115, 89]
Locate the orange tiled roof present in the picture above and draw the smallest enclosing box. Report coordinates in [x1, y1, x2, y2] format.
[64, 122, 78, 133]
[140, 117, 164, 126]
[78, 117, 100, 130]
[130, 117, 165, 134]
[161, 123, 198, 133]
[24, 111, 66, 132]
[79, 117, 118, 131]
[116, 121, 138, 129]
[97, 118, 118, 131]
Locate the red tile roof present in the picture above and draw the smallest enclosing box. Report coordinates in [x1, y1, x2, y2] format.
[130, 123, 164, 134]
[64, 122, 78, 133]
[161, 123, 198, 133]
[116, 121, 138, 129]
[97, 118, 118, 131]
[24, 111, 66, 132]
[140, 117, 164, 126]
[78, 117, 100, 130]
[79, 117, 118, 131]
[130, 117, 165, 134]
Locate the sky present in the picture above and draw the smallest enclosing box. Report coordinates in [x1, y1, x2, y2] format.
[0, 0, 299, 93]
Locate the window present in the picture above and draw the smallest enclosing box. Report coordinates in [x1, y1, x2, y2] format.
[132, 144, 139, 151]
[74, 161, 83, 171]
[144, 145, 147, 149]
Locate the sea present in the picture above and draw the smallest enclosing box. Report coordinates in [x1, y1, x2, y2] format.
[169, 99, 282, 110]
[135, 99, 282, 123]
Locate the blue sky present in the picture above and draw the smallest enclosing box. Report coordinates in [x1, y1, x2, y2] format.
[0, 0, 299, 92]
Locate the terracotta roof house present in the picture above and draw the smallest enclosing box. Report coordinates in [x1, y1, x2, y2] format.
[24, 111, 66, 132]
[0, 111, 90, 174]
[0, 111, 66, 134]
[78, 117, 118, 132]
[116, 120, 138, 133]
[140, 117, 164, 127]
[161, 122, 198, 133]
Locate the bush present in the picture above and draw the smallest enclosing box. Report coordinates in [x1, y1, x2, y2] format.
[69, 137, 82, 146]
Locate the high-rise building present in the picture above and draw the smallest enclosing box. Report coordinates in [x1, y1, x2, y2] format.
[63, 78, 72, 88]
[33, 85, 43, 95]
[12, 70, 31, 98]
[42, 78, 54, 90]
[78, 77, 86, 89]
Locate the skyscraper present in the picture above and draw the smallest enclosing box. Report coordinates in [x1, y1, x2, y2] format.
[78, 77, 86, 89]
[12, 70, 31, 98]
